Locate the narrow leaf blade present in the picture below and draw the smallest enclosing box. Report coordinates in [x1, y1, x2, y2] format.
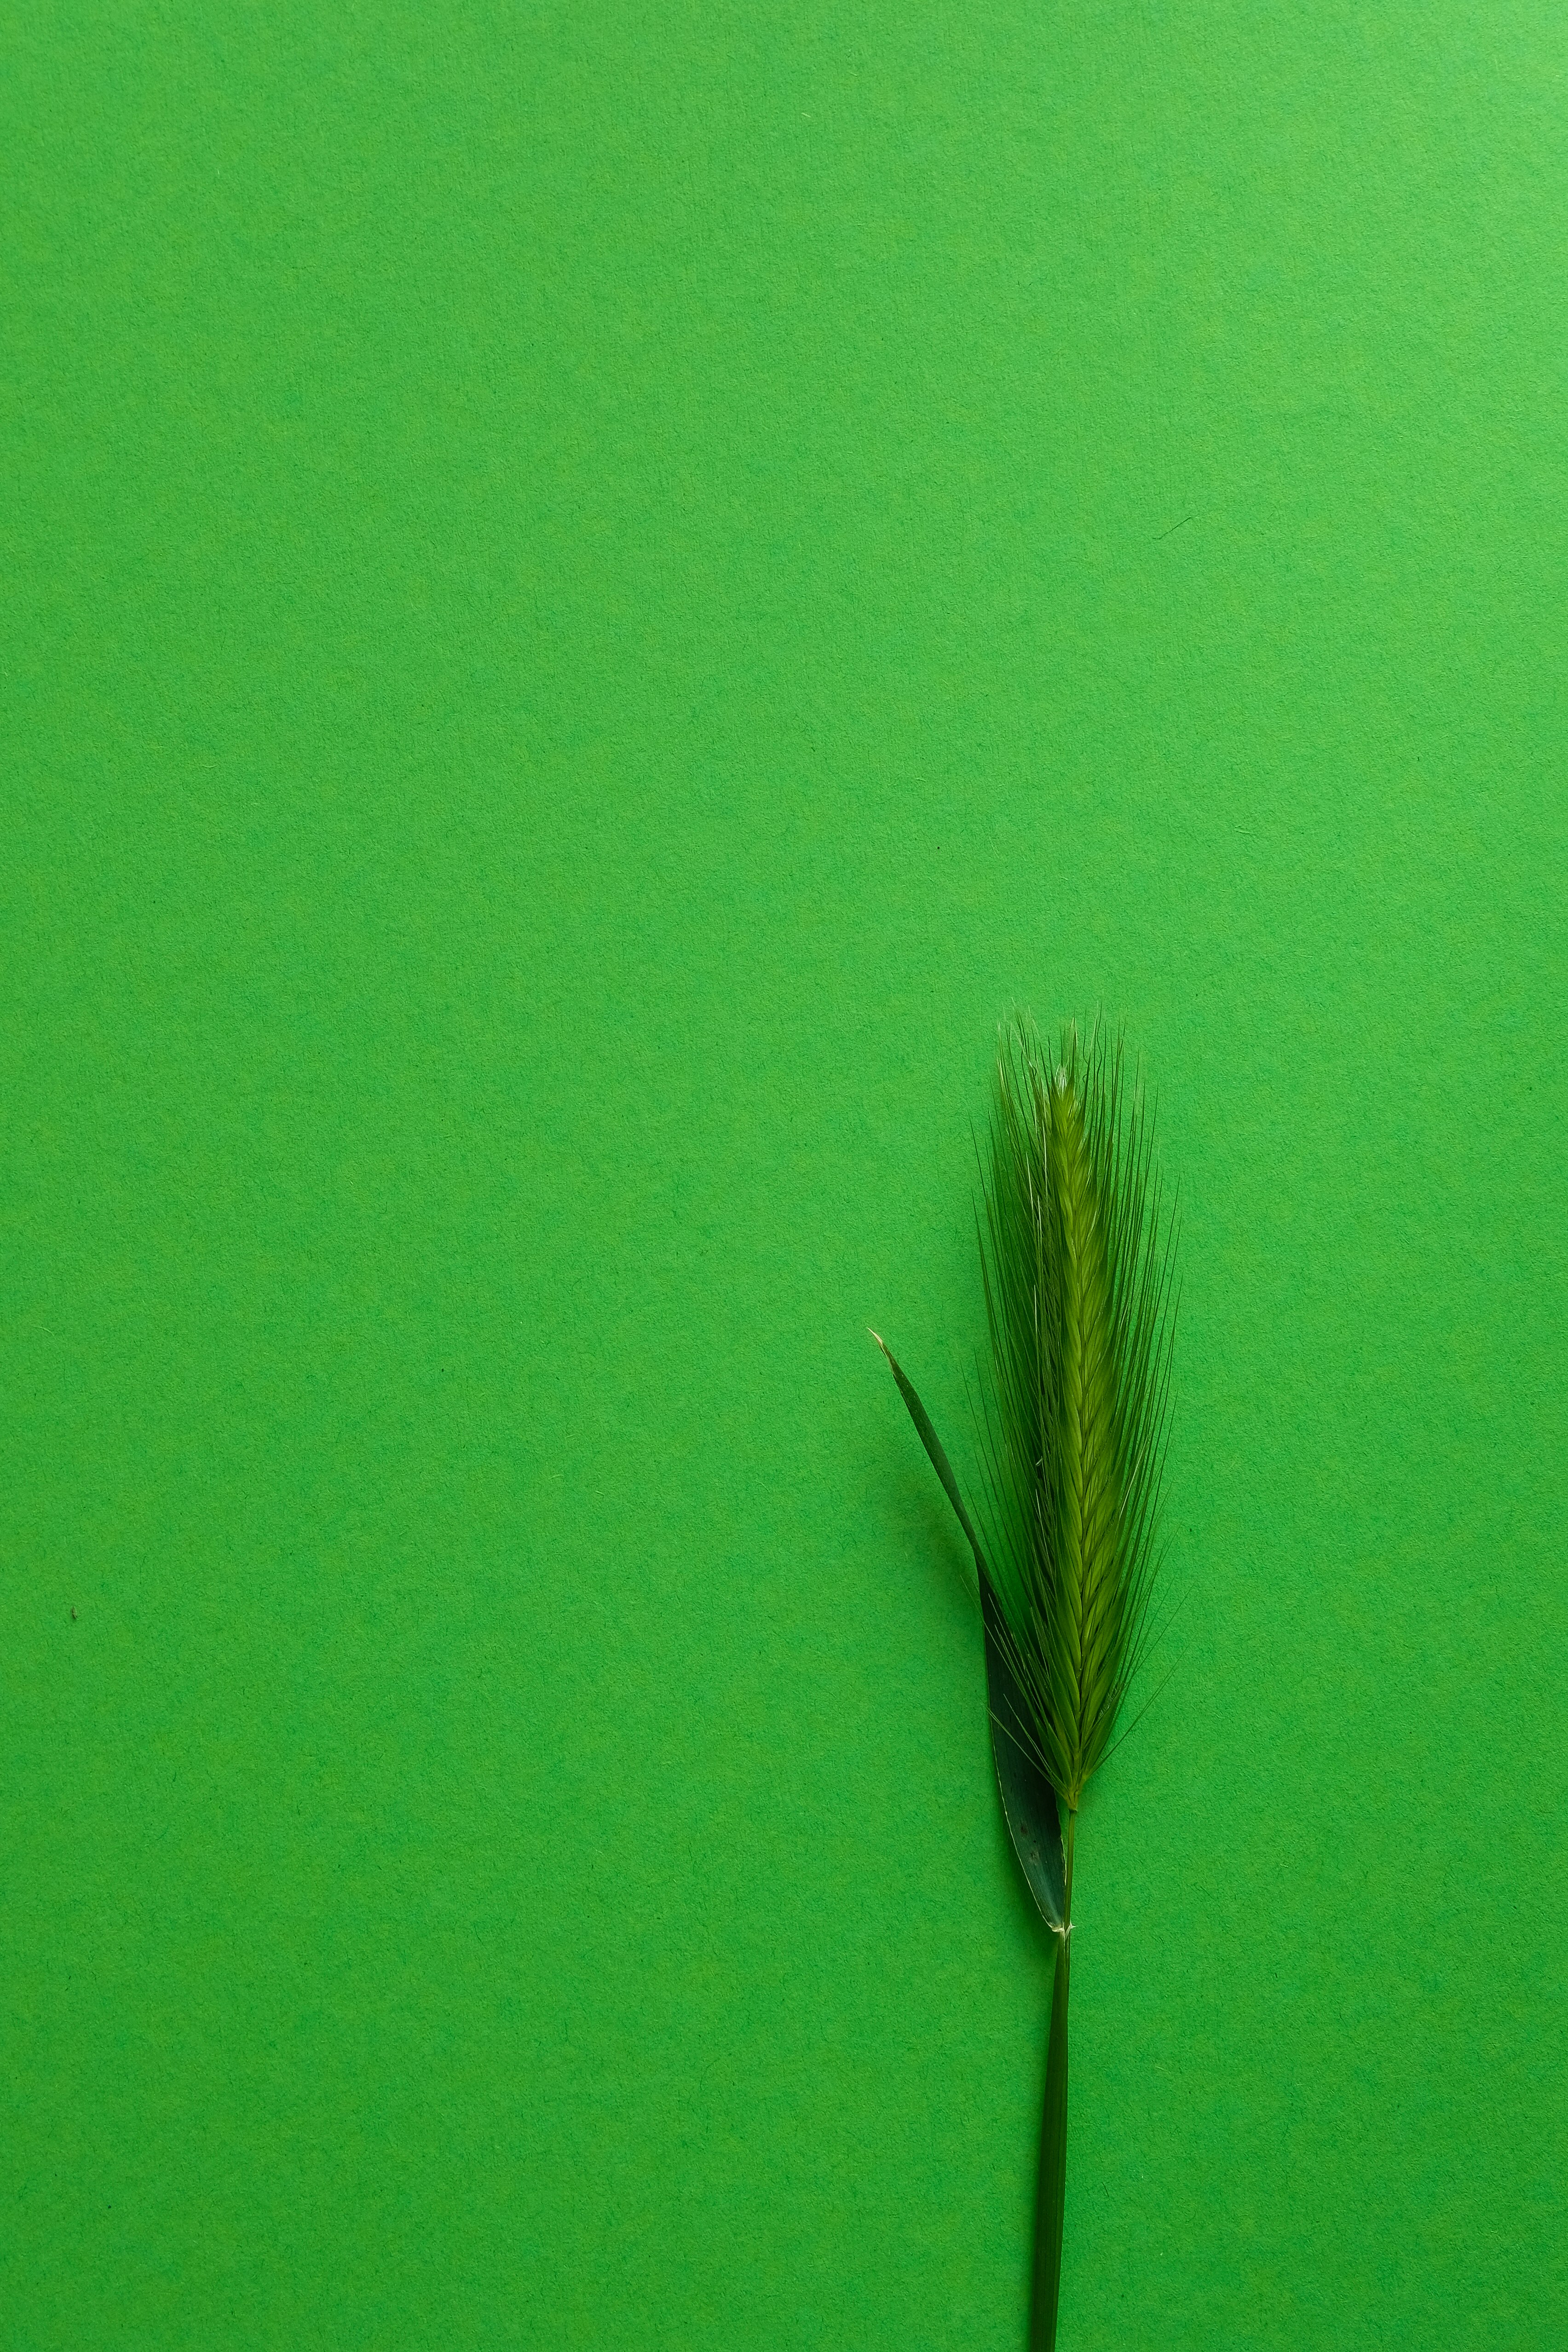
[981, 1579, 1066, 1934]
[875, 1332, 1066, 1935]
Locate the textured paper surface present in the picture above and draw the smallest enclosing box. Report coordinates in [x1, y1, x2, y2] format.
[3, 2, 1567, 2344]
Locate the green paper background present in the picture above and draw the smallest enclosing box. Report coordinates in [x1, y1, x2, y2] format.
[4, 1, 1567, 2343]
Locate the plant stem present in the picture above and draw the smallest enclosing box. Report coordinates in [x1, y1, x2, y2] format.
[1030, 1810, 1076, 2352]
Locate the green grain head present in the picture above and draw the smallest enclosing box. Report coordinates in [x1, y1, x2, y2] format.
[977, 1019, 1176, 1813]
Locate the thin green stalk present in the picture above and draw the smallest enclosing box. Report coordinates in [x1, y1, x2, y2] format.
[1031, 1809, 1076, 2352]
